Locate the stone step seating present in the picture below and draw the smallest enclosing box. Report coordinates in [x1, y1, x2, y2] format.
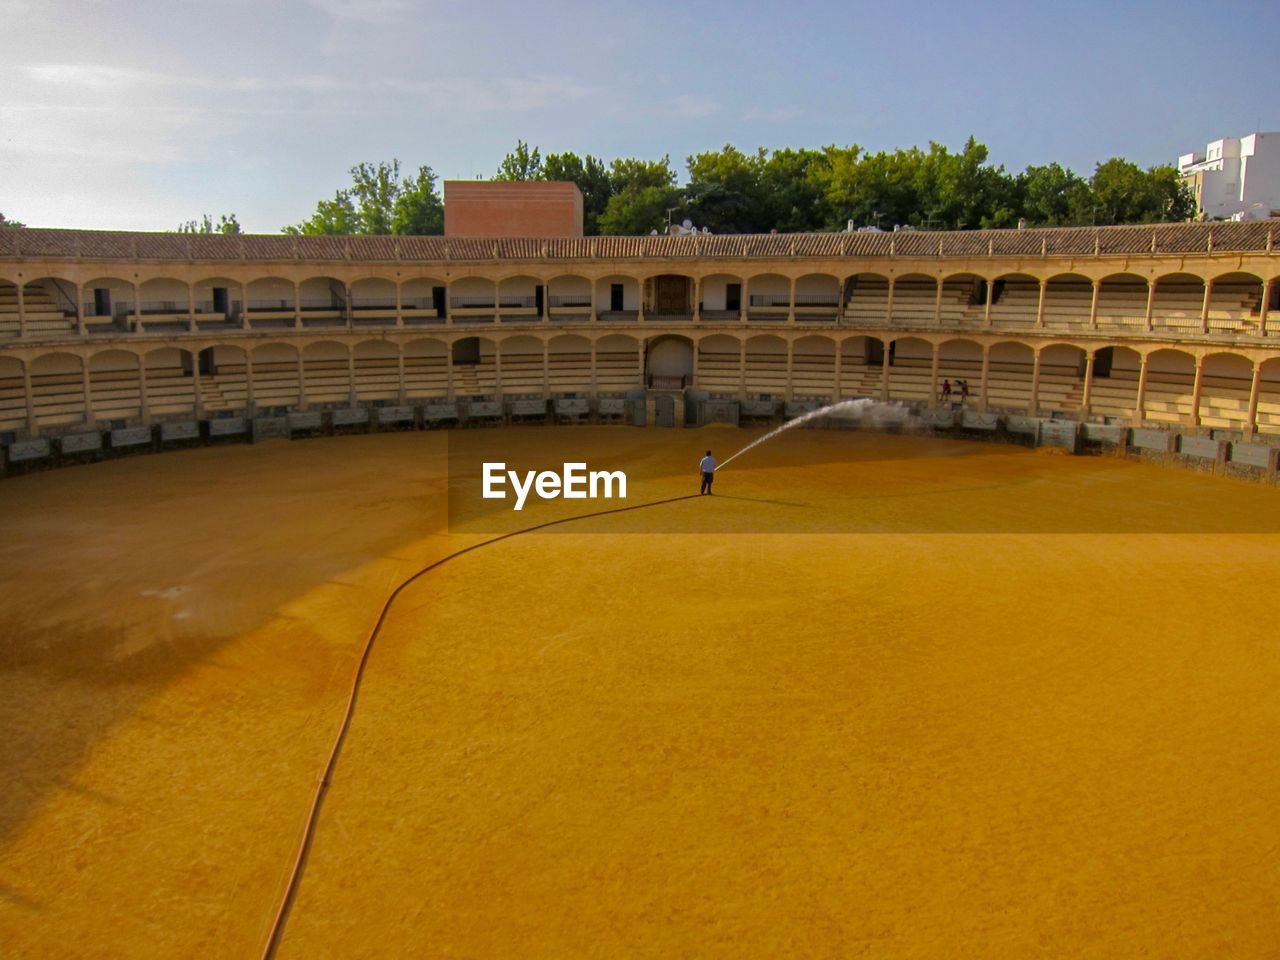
[0, 284, 78, 338]
[354, 358, 399, 401]
[548, 352, 592, 393]
[89, 369, 142, 420]
[146, 369, 196, 415]
[595, 350, 640, 391]
[403, 356, 448, 396]
[29, 371, 87, 426]
[251, 361, 301, 406]
[302, 360, 351, 404]
[500, 355, 547, 392]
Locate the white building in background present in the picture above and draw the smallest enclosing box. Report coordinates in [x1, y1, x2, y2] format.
[1178, 132, 1280, 221]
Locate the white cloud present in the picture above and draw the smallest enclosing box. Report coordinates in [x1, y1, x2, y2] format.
[304, 0, 413, 23]
[666, 94, 720, 120]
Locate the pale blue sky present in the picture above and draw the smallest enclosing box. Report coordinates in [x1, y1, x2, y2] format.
[2, 0, 1276, 232]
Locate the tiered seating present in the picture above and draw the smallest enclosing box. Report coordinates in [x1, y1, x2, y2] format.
[203, 356, 249, 412]
[986, 278, 1040, 327]
[695, 343, 741, 394]
[1150, 279, 1208, 335]
[353, 352, 399, 401]
[1086, 372, 1140, 419]
[403, 347, 448, 398]
[498, 348, 545, 393]
[594, 345, 640, 392]
[547, 346, 593, 393]
[145, 360, 196, 416]
[1095, 278, 1149, 331]
[302, 356, 350, 404]
[1040, 278, 1095, 330]
[249, 357, 301, 408]
[0, 281, 78, 339]
[1206, 279, 1263, 335]
[30, 359, 86, 426]
[838, 353, 880, 396]
[0, 360, 25, 431]
[890, 277, 939, 326]
[89, 359, 142, 421]
[883, 358, 933, 401]
[841, 276, 889, 325]
[938, 278, 980, 326]
[791, 350, 836, 396]
[742, 347, 788, 395]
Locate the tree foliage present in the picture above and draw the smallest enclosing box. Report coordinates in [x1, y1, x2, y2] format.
[285, 139, 1197, 237]
[0, 212, 25, 229]
[177, 213, 241, 234]
[285, 159, 443, 236]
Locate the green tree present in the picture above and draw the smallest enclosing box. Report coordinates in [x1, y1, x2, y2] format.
[0, 212, 25, 229]
[541, 151, 612, 235]
[758, 147, 826, 232]
[685, 145, 767, 233]
[286, 160, 444, 235]
[1090, 158, 1194, 224]
[177, 213, 241, 234]
[493, 140, 542, 181]
[1018, 162, 1094, 226]
[597, 157, 681, 235]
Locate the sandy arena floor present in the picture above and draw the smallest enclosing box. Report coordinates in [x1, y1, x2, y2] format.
[1, 426, 1278, 958]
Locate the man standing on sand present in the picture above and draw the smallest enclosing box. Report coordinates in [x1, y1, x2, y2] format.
[699, 449, 716, 495]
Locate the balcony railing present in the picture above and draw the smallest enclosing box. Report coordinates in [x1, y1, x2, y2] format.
[549, 296, 592, 307]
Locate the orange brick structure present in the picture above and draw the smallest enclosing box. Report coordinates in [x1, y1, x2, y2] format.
[444, 181, 584, 238]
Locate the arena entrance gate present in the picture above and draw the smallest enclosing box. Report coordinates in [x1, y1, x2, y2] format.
[654, 394, 676, 427]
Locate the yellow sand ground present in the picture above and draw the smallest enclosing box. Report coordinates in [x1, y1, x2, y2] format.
[1, 427, 1278, 958]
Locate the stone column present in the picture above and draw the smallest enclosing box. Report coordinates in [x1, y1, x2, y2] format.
[740, 278, 749, 323]
[1081, 351, 1095, 416]
[74, 282, 85, 336]
[591, 283, 599, 323]
[293, 282, 302, 330]
[788, 278, 797, 324]
[494, 343, 503, 399]
[240, 283, 250, 331]
[1035, 279, 1047, 328]
[1133, 356, 1149, 425]
[446, 347, 454, 400]
[1245, 362, 1262, 436]
[1199, 279, 1213, 335]
[1260, 278, 1273, 336]
[785, 340, 794, 400]
[637, 279, 646, 324]
[348, 350, 358, 406]
[1144, 279, 1156, 332]
[879, 339, 891, 401]
[138, 357, 150, 424]
[23, 362, 37, 433]
[397, 348, 406, 404]
[445, 281, 453, 327]
[395, 282, 404, 327]
[637, 342, 646, 390]
[1188, 356, 1204, 427]
[15, 280, 26, 339]
[978, 345, 991, 412]
[885, 277, 896, 327]
[933, 278, 944, 326]
[192, 352, 203, 418]
[133, 284, 143, 333]
[983, 279, 993, 327]
[542, 341, 550, 397]
[1088, 279, 1100, 330]
[590, 343, 598, 396]
[345, 283, 354, 330]
[187, 284, 197, 333]
[81, 359, 92, 425]
[296, 351, 307, 410]
[929, 342, 941, 407]
[691, 338, 699, 387]
[1029, 351, 1042, 415]
[738, 340, 747, 399]
[833, 339, 843, 402]
[692, 278, 702, 322]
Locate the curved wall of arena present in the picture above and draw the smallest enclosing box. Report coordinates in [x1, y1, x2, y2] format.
[2, 223, 1279, 465]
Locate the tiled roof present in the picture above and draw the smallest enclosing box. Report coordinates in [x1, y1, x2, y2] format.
[1, 222, 1275, 263]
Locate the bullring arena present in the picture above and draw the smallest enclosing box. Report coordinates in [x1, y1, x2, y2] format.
[2, 222, 1280, 957]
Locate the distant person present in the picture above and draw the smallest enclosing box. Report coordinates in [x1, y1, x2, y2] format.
[940, 379, 952, 402]
[958, 379, 970, 402]
[699, 449, 716, 495]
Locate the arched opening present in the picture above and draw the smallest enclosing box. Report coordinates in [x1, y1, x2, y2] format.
[1041, 274, 1093, 329]
[646, 335, 694, 388]
[202, 345, 249, 413]
[1150, 274, 1205, 335]
[1039, 343, 1087, 414]
[1096, 274, 1149, 330]
[746, 273, 790, 322]
[743, 335, 787, 395]
[298, 276, 347, 328]
[89, 349, 142, 422]
[696, 334, 742, 395]
[645, 274, 694, 319]
[302, 341, 352, 405]
[1142, 348, 1196, 424]
[404, 339, 449, 398]
[498, 335, 546, 393]
[350, 278, 398, 326]
[699, 274, 745, 321]
[7, 277, 78, 337]
[1089, 346, 1142, 420]
[30, 352, 86, 427]
[792, 335, 836, 396]
[400, 276, 447, 325]
[546, 275, 592, 322]
[82, 276, 135, 333]
[595, 276, 640, 322]
[794, 274, 840, 322]
[986, 274, 1040, 327]
[1209, 273, 1266, 334]
[192, 276, 241, 328]
[547, 334, 592, 394]
[1197, 352, 1253, 429]
[144, 348, 196, 417]
[1258, 357, 1280, 436]
[249, 342, 301, 410]
[842, 273, 890, 325]
[245, 277, 297, 329]
[886, 337, 933, 402]
[891, 274, 938, 326]
[937, 273, 986, 326]
[837, 335, 879, 398]
[497, 275, 542, 321]
[0, 355, 26, 430]
[986, 341, 1035, 410]
[137, 277, 191, 329]
[353, 340, 399, 401]
[936, 339, 983, 398]
[595, 334, 642, 391]
[451, 277, 498, 324]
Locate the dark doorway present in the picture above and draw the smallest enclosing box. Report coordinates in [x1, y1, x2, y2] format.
[653, 275, 690, 315]
[654, 394, 675, 427]
[432, 286, 447, 318]
[94, 287, 111, 317]
[535, 284, 545, 315]
[1093, 347, 1114, 379]
[610, 283, 624, 312]
[212, 287, 229, 315]
[197, 347, 214, 376]
[725, 283, 741, 312]
[865, 338, 884, 365]
[452, 337, 480, 365]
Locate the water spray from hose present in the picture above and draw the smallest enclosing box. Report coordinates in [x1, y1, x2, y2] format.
[717, 399, 878, 471]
